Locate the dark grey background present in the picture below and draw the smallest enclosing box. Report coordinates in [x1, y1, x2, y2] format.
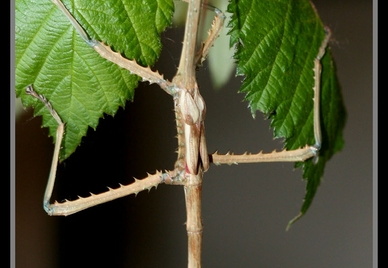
[15, 0, 374, 267]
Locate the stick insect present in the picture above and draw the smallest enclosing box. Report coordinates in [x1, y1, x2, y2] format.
[24, 0, 331, 267]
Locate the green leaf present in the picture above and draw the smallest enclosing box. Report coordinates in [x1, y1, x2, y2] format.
[227, 0, 346, 226]
[15, 0, 174, 160]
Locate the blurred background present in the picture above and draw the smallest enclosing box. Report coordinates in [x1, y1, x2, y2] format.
[14, 0, 374, 267]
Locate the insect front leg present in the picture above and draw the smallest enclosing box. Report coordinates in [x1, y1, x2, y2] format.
[51, 0, 175, 95]
[195, 3, 226, 66]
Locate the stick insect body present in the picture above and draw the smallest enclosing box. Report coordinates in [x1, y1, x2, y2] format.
[25, 0, 331, 267]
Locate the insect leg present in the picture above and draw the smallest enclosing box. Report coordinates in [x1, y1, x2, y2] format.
[195, 4, 226, 66]
[25, 85, 64, 214]
[211, 28, 332, 165]
[51, 0, 176, 95]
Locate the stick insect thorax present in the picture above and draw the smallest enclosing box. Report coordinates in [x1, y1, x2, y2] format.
[173, 0, 210, 175]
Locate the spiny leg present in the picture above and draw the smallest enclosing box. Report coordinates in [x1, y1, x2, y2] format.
[51, 0, 176, 95]
[195, 4, 226, 66]
[26, 85, 184, 216]
[26, 85, 64, 213]
[211, 28, 332, 165]
[46, 170, 178, 216]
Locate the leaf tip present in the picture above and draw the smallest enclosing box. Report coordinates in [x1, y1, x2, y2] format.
[285, 212, 303, 231]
